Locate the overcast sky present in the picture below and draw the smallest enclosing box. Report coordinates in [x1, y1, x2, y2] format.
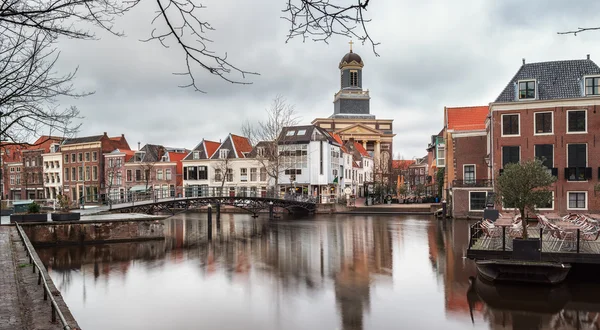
[52, 0, 600, 158]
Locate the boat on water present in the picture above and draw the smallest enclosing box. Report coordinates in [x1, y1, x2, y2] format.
[476, 259, 571, 285]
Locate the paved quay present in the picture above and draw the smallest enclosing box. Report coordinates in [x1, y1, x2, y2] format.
[0, 225, 79, 330]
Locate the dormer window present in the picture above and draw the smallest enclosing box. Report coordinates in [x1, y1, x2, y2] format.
[257, 147, 265, 157]
[297, 129, 306, 135]
[518, 80, 536, 100]
[192, 151, 199, 160]
[286, 130, 296, 136]
[585, 76, 600, 95]
[134, 151, 145, 162]
[219, 149, 229, 159]
[161, 155, 168, 162]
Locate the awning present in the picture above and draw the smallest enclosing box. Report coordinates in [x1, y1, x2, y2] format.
[129, 185, 151, 192]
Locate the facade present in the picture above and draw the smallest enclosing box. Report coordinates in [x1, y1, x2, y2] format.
[182, 139, 221, 196]
[444, 106, 491, 218]
[392, 159, 415, 195]
[340, 139, 373, 197]
[41, 142, 63, 199]
[104, 149, 134, 203]
[278, 125, 343, 203]
[490, 56, 600, 214]
[312, 46, 395, 168]
[407, 156, 428, 194]
[62, 133, 130, 205]
[1, 143, 25, 200]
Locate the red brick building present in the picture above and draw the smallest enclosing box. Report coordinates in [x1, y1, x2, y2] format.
[444, 106, 490, 218]
[1, 143, 25, 200]
[62, 133, 130, 205]
[21, 136, 63, 200]
[490, 57, 600, 214]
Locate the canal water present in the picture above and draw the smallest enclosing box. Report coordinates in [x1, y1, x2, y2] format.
[36, 213, 600, 330]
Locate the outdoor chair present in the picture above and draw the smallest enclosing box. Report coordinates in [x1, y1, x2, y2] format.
[581, 230, 600, 253]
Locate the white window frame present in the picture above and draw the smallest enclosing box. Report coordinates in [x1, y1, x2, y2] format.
[501, 145, 521, 168]
[219, 149, 229, 159]
[517, 79, 537, 100]
[501, 113, 520, 137]
[584, 75, 600, 96]
[533, 111, 554, 136]
[468, 191, 488, 212]
[534, 144, 554, 169]
[567, 191, 588, 211]
[566, 109, 587, 134]
[537, 191, 555, 211]
[463, 164, 476, 183]
[193, 151, 200, 160]
[566, 143, 588, 167]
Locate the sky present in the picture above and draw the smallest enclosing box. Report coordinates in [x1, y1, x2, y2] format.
[51, 0, 600, 158]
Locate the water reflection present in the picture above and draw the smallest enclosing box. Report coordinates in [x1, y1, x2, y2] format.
[35, 214, 600, 330]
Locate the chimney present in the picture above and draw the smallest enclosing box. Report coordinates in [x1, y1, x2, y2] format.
[522, 58, 526, 65]
[587, 54, 591, 60]
[137, 142, 141, 150]
[121, 134, 125, 138]
[103, 132, 107, 136]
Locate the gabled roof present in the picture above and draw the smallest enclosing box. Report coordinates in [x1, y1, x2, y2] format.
[63, 135, 104, 145]
[392, 160, 415, 169]
[184, 139, 217, 161]
[231, 134, 252, 158]
[205, 141, 220, 158]
[446, 106, 489, 131]
[25, 136, 63, 153]
[330, 133, 348, 153]
[126, 144, 166, 163]
[336, 123, 382, 136]
[278, 125, 339, 145]
[495, 58, 600, 102]
[353, 141, 370, 158]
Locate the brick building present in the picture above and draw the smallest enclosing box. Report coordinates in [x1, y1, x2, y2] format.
[62, 133, 129, 205]
[444, 106, 490, 218]
[490, 57, 600, 214]
[104, 148, 135, 203]
[1, 144, 25, 200]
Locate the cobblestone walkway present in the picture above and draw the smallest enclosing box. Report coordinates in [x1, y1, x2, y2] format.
[0, 226, 24, 330]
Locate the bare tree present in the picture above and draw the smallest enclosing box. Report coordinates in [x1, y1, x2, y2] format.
[105, 158, 123, 203]
[140, 162, 156, 195]
[242, 95, 300, 192]
[212, 157, 231, 196]
[558, 27, 600, 36]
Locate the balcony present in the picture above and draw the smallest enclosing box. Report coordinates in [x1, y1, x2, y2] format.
[565, 167, 592, 181]
[452, 179, 493, 188]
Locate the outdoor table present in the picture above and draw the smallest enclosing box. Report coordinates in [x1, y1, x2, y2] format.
[554, 221, 581, 231]
[494, 219, 514, 227]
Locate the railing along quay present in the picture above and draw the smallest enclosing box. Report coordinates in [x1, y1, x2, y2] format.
[14, 223, 73, 329]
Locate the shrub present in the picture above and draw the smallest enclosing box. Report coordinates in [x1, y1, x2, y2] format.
[27, 202, 41, 214]
[56, 194, 71, 212]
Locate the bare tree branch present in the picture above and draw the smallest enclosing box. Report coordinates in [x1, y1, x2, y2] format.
[283, 0, 379, 56]
[558, 26, 600, 36]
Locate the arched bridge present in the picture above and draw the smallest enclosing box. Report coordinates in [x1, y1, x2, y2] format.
[105, 195, 316, 216]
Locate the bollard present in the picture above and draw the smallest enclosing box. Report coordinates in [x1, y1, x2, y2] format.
[442, 200, 447, 220]
[207, 204, 213, 241]
[269, 202, 274, 220]
[216, 202, 221, 231]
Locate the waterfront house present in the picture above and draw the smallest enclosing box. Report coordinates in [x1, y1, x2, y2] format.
[182, 139, 220, 197]
[104, 148, 134, 202]
[443, 105, 490, 218]
[489, 56, 600, 214]
[41, 141, 64, 200]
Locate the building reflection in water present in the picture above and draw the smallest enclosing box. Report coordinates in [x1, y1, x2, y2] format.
[430, 219, 600, 330]
[37, 213, 394, 330]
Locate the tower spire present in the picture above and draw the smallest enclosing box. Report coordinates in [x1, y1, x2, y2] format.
[349, 40, 354, 53]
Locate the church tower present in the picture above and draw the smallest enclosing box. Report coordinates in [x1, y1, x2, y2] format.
[333, 41, 373, 119]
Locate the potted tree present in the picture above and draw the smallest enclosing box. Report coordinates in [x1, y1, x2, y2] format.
[51, 194, 81, 221]
[10, 201, 48, 223]
[495, 158, 556, 259]
[398, 185, 408, 204]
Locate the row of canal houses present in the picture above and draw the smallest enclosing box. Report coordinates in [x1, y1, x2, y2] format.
[418, 55, 600, 217]
[1, 125, 374, 205]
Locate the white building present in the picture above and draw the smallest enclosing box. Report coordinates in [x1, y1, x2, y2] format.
[41, 143, 62, 199]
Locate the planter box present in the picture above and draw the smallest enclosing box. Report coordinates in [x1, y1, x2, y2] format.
[51, 213, 81, 221]
[10, 213, 48, 223]
[1, 208, 13, 216]
[513, 238, 541, 261]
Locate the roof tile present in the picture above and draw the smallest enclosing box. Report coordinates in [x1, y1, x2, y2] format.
[446, 106, 489, 131]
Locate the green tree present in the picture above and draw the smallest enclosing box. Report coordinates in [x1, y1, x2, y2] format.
[495, 159, 556, 238]
[415, 183, 425, 199]
[398, 184, 408, 199]
[436, 168, 445, 197]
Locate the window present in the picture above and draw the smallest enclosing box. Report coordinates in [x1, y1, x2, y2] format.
[193, 151, 200, 160]
[126, 170, 132, 182]
[437, 145, 445, 167]
[63, 154, 69, 164]
[297, 130, 306, 135]
[93, 152, 97, 161]
[566, 144, 589, 181]
[85, 166, 90, 181]
[250, 168, 257, 181]
[186, 166, 197, 180]
[135, 169, 142, 181]
[15, 175, 20, 185]
[31, 159, 36, 167]
[585, 77, 600, 95]
[502, 114, 519, 136]
[469, 192, 487, 211]
[64, 168, 69, 181]
[534, 144, 554, 169]
[117, 172, 123, 185]
[240, 168, 248, 182]
[165, 169, 172, 180]
[518, 80, 536, 99]
[85, 152, 90, 162]
[71, 168, 76, 181]
[568, 110, 587, 133]
[78, 153, 82, 162]
[214, 169, 222, 182]
[10, 175, 14, 185]
[502, 146, 520, 167]
[285, 130, 296, 136]
[71, 153, 75, 162]
[257, 147, 265, 157]
[219, 149, 229, 159]
[226, 168, 233, 182]
[464, 165, 475, 183]
[568, 192, 587, 210]
[537, 191, 554, 210]
[350, 70, 358, 86]
[260, 167, 267, 181]
[78, 167, 83, 181]
[92, 166, 97, 180]
[534, 112, 553, 134]
[198, 166, 207, 180]
[157, 169, 163, 180]
[108, 159, 113, 168]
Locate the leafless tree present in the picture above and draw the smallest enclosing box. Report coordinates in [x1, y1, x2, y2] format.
[140, 162, 156, 194]
[105, 158, 123, 202]
[242, 95, 300, 192]
[558, 26, 600, 36]
[212, 157, 231, 196]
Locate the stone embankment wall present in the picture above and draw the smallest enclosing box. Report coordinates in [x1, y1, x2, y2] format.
[20, 219, 165, 246]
